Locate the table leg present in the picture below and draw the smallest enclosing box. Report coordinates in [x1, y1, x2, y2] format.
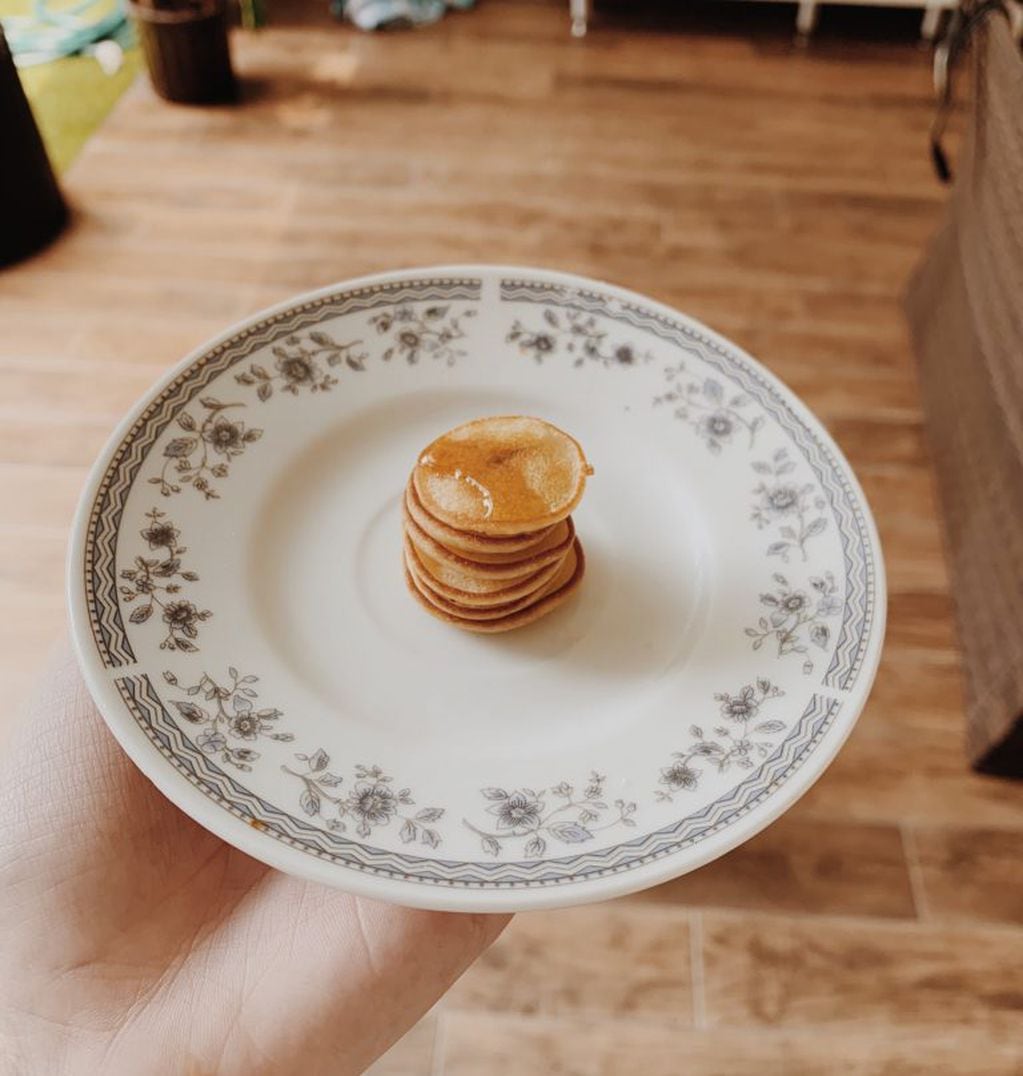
[920, 2, 944, 42]
[795, 0, 818, 42]
[570, 0, 590, 38]
[1005, 0, 1023, 40]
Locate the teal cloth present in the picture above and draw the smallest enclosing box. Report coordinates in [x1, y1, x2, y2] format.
[2, 0, 127, 65]
[339, 0, 473, 30]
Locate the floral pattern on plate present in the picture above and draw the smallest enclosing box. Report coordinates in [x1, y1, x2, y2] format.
[151, 397, 263, 500]
[282, 752, 445, 847]
[657, 680, 786, 801]
[371, 304, 477, 366]
[506, 306, 653, 367]
[119, 509, 211, 651]
[235, 330, 368, 400]
[654, 361, 764, 452]
[464, 773, 637, 859]
[745, 572, 842, 674]
[162, 667, 292, 771]
[750, 448, 828, 563]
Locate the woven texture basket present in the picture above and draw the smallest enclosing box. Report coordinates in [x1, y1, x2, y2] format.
[906, 15, 1023, 776]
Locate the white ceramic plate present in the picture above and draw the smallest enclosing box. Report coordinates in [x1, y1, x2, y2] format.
[68, 266, 885, 912]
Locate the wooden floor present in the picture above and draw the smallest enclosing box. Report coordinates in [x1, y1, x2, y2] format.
[3, 1, 1022, 1071]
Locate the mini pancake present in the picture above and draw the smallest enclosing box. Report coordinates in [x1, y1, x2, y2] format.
[403, 506, 575, 580]
[403, 536, 562, 606]
[405, 479, 556, 557]
[404, 543, 576, 622]
[413, 415, 592, 537]
[405, 535, 552, 595]
[405, 541, 585, 633]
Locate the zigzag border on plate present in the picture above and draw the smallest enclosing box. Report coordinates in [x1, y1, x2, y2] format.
[117, 673, 839, 888]
[499, 279, 877, 694]
[85, 278, 482, 669]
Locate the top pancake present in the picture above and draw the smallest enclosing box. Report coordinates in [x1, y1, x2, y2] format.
[413, 416, 591, 537]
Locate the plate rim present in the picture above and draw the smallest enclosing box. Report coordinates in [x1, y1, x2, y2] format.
[67, 263, 887, 913]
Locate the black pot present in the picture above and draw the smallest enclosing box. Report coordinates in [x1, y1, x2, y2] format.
[129, 0, 237, 105]
[0, 26, 68, 267]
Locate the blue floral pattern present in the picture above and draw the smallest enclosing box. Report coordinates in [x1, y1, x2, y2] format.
[745, 572, 842, 674]
[751, 449, 828, 562]
[654, 361, 764, 452]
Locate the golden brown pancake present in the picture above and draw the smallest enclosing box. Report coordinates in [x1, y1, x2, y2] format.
[405, 479, 556, 556]
[404, 543, 577, 622]
[413, 416, 591, 537]
[403, 507, 574, 580]
[405, 541, 585, 633]
[403, 536, 562, 606]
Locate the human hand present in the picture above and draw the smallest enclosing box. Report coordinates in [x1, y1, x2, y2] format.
[0, 639, 509, 1075]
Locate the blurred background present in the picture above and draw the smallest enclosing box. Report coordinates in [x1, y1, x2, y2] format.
[2, 0, 1022, 1072]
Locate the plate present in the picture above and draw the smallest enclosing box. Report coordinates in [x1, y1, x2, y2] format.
[68, 266, 885, 912]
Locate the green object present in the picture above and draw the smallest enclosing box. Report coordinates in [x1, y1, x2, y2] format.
[0, 0, 138, 173]
[15, 44, 139, 172]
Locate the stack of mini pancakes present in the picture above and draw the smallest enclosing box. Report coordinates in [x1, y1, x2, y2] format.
[402, 416, 591, 633]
